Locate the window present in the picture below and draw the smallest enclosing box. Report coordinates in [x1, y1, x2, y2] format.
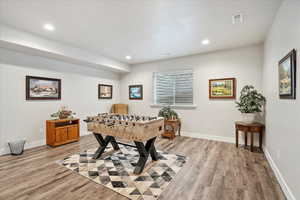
[153, 70, 193, 106]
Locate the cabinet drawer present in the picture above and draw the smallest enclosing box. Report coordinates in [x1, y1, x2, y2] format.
[46, 118, 80, 147]
[68, 126, 79, 140]
[249, 126, 263, 132]
[55, 128, 68, 143]
[236, 125, 249, 132]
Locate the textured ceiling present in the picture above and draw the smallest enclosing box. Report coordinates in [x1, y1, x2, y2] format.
[0, 0, 282, 64]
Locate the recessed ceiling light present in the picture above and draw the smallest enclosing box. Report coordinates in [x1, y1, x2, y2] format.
[44, 24, 55, 31]
[202, 39, 210, 45]
[125, 56, 132, 60]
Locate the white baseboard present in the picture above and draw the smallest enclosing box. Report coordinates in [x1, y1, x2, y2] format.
[0, 130, 235, 155]
[80, 131, 92, 136]
[0, 148, 6, 156]
[0, 139, 46, 156]
[25, 139, 46, 149]
[264, 147, 296, 200]
[180, 131, 262, 146]
[0, 132, 92, 156]
[0, 131, 233, 155]
[181, 131, 236, 143]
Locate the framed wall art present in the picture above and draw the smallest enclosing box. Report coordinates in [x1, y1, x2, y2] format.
[98, 84, 113, 99]
[209, 78, 236, 99]
[129, 85, 143, 100]
[278, 49, 297, 99]
[26, 76, 61, 100]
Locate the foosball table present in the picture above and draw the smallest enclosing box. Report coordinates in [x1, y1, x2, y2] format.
[84, 113, 164, 174]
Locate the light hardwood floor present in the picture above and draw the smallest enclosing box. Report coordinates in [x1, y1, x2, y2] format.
[0, 135, 286, 200]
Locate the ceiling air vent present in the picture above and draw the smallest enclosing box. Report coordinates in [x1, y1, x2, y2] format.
[232, 14, 243, 24]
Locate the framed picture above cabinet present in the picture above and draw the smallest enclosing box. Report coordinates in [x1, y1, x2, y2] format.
[26, 76, 61, 100]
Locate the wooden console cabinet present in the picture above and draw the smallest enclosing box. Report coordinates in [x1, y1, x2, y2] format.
[46, 118, 80, 147]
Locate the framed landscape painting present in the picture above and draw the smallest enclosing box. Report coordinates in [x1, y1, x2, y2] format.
[26, 76, 61, 100]
[129, 85, 143, 100]
[278, 49, 296, 99]
[98, 84, 113, 99]
[209, 78, 236, 99]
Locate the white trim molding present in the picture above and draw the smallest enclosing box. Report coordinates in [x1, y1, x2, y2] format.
[0, 132, 91, 156]
[264, 147, 296, 200]
[150, 104, 197, 109]
[0, 148, 6, 156]
[81, 131, 92, 136]
[181, 131, 236, 143]
[0, 139, 46, 156]
[25, 139, 46, 150]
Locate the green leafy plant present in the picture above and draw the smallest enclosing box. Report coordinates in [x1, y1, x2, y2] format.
[158, 106, 178, 120]
[236, 85, 266, 113]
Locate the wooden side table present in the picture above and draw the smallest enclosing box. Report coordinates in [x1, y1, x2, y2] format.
[162, 119, 181, 139]
[235, 121, 264, 152]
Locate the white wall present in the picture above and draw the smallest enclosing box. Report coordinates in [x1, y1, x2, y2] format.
[0, 64, 3, 154]
[262, 0, 300, 199]
[0, 48, 121, 155]
[120, 45, 263, 142]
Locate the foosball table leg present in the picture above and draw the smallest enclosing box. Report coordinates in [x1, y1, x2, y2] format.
[133, 137, 158, 174]
[93, 133, 120, 159]
[146, 137, 158, 161]
[93, 132, 106, 146]
[110, 137, 120, 151]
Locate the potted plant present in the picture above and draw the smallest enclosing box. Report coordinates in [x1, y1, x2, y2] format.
[236, 85, 266, 123]
[158, 106, 178, 120]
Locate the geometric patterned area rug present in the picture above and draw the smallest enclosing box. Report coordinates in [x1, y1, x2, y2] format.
[59, 145, 187, 200]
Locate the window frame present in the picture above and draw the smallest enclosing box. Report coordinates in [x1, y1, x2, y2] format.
[152, 70, 196, 108]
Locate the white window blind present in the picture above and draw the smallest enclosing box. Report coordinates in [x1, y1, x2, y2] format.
[153, 70, 193, 105]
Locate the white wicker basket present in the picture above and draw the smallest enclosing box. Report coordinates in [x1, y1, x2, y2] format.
[8, 140, 26, 155]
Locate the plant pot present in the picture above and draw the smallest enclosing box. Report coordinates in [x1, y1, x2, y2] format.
[241, 113, 257, 123]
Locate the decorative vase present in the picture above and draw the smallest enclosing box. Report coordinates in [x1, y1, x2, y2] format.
[241, 113, 256, 123]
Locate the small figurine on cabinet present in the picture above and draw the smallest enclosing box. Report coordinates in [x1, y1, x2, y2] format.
[158, 106, 181, 139]
[50, 106, 76, 120]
